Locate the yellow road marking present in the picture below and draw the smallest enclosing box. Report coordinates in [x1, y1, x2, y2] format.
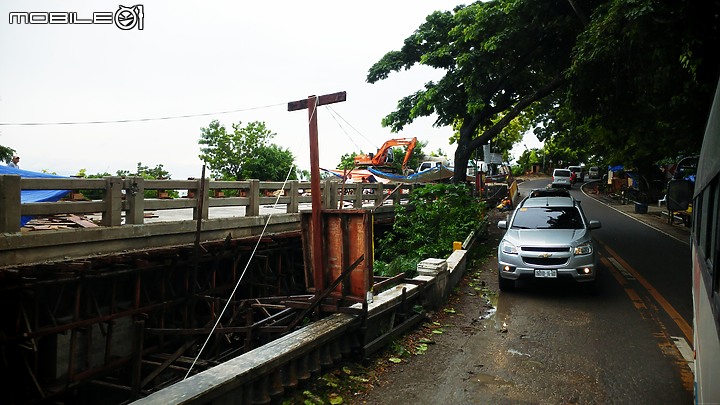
[600, 245, 695, 390]
[602, 256, 628, 286]
[598, 239, 693, 342]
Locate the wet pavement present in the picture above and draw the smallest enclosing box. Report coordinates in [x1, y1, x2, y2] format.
[578, 181, 691, 246]
[355, 178, 694, 405]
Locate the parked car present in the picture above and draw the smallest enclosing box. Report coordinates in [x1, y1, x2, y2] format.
[497, 195, 602, 291]
[568, 166, 584, 183]
[588, 166, 601, 179]
[551, 169, 572, 189]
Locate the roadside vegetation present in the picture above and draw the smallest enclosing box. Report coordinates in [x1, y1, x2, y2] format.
[280, 230, 501, 405]
[374, 183, 487, 278]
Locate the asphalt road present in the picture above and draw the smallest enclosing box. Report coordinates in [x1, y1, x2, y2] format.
[510, 178, 694, 402]
[358, 178, 694, 404]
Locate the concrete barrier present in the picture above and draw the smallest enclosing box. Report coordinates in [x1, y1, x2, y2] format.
[133, 247, 471, 404]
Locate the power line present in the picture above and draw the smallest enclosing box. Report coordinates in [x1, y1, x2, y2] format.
[0, 103, 286, 126]
[324, 106, 363, 152]
[326, 105, 379, 150]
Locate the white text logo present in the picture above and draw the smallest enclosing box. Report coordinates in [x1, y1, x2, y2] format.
[9, 5, 144, 30]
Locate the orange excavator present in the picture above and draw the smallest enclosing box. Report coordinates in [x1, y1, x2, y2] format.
[353, 137, 417, 172]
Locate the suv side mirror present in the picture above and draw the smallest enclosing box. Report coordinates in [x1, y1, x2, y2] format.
[498, 220, 508, 229]
[588, 220, 601, 229]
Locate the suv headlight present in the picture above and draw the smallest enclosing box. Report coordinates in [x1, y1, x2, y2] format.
[574, 242, 593, 255]
[501, 240, 518, 255]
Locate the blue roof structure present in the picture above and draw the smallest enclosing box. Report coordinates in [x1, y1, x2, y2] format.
[0, 165, 70, 226]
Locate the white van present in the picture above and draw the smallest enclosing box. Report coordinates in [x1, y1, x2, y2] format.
[568, 165, 584, 182]
[588, 166, 600, 179]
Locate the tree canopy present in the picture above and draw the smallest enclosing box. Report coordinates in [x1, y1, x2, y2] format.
[368, 0, 720, 181]
[199, 120, 297, 181]
[1, 145, 16, 164]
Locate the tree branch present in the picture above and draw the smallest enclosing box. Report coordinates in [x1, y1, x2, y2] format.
[469, 73, 565, 152]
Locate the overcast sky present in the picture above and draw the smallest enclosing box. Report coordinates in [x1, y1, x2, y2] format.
[0, 1, 540, 179]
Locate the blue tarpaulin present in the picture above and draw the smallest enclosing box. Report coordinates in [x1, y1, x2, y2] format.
[367, 165, 455, 183]
[0, 165, 70, 226]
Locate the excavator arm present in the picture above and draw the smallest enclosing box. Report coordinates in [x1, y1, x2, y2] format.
[354, 137, 417, 171]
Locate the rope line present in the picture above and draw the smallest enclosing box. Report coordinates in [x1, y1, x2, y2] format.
[324, 106, 363, 152]
[183, 165, 297, 379]
[326, 105, 378, 150]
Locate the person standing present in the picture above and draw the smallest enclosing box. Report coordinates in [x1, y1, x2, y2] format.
[7, 155, 19, 168]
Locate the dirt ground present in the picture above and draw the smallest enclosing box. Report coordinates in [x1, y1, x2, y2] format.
[352, 210, 506, 405]
[283, 209, 508, 405]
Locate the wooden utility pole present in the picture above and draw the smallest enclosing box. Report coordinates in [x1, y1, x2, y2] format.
[288, 91, 347, 294]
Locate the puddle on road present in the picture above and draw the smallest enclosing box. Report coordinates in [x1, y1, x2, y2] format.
[479, 291, 499, 320]
[480, 305, 497, 320]
[474, 373, 515, 387]
[508, 348, 531, 357]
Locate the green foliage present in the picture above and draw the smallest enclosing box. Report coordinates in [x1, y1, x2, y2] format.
[373, 257, 420, 278]
[117, 162, 171, 180]
[451, 112, 530, 162]
[368, 1, 581, 181]
[199, 120, 297, 181]
[281, 362, 375, 405]
[0, 145, 16, 164]
[369, 0, 720, 182]
[337, 153, 357, 171]
[511, 165, 526, 177]
[376, 183, 486, 276]
[245, 143, 297, 181]
[77, 162, 177, 200]
[513, 147, 546, 174]
[541, 0, 719, 167]
[298, 169, 310, 181]
[389, 339, 411, 358]
[392, 139, 426, 173]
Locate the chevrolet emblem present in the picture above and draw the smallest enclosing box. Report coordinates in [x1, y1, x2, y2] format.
[539, 253, 553, 258]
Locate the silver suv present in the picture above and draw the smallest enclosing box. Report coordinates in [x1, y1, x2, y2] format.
[497, 195, 601, 291]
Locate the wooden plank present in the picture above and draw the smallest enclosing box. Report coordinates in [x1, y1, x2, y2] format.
[287, 91, 347, 111]
[66, 214, 99, 228]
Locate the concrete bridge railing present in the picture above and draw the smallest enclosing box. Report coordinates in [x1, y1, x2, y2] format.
[0, 175, 414, 234]
[0, 176, 414, 267]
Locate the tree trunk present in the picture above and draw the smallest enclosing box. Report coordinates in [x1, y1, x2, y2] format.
[451, 74, 565, 185]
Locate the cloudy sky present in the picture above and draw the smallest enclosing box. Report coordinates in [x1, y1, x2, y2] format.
[0, 1, 539, 179]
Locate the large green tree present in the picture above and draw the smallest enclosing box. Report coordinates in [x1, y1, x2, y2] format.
[368, 0, 720, 182]
[553, 0, 720, 166]
[199, 120, 297, 181]
[368, 0, 587, 183]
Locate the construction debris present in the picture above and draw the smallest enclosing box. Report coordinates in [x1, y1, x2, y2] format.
[22, 214, 99, 231]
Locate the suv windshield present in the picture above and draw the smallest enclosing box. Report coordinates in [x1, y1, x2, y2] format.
[511, 207, 584, 230]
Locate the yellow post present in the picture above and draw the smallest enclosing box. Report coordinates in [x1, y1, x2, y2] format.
[453, 241, 462, 251]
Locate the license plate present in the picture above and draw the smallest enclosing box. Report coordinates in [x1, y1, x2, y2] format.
[535, 269, 557, 278]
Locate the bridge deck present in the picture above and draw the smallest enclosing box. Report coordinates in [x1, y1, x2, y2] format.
[1, 176, 408, 268]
